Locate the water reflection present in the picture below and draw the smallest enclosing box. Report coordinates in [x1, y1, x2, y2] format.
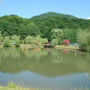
[0, 48, 90, 76]
[0, 48, 90, 89]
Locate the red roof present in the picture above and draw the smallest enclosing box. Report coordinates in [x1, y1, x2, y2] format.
[63, 40, 70, 45]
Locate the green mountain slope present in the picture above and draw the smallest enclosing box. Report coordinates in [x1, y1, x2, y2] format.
[0, 12, 90, 41]
[31, 12, 78, 19]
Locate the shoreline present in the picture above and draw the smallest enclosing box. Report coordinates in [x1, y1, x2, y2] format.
[0, 86, 35, 90]
[0, 86, 89, 90]
[0, 44, 79, 50]
[55, 45, 79, 50]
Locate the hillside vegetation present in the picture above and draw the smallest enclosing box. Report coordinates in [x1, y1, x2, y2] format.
[0, 12, 90, 50]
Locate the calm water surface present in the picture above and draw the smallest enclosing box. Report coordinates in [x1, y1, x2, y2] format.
[0, 48, 90, 89]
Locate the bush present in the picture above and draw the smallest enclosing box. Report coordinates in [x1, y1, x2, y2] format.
[77, 30, 90, 51]
[51, 39, 59, 47]
[3, 37, 11, 47]
[41, 38, 48, 44]
[8, 82, 17, 88]
[0, 36, 3, 44]
[35, 36, 48, 45]
[3, 41, 11, 47]
[25, 36, 34, 44]
[25, 36, 48, 46]
[0, 32, 4, 44]
[11, 35, 20, 47]
[13, 41, 20, 47]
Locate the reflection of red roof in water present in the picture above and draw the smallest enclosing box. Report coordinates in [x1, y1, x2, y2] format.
[63, 49, 69, 54]
[63, 40, 70, 45]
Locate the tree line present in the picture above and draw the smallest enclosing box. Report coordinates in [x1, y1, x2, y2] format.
[0, 12, 90, 51]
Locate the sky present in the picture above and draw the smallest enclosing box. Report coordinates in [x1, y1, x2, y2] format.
[0, 0, 90, 19]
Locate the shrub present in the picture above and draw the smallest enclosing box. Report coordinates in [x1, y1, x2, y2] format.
[51, 39, 59, 47]
[0, 32, 4, 44]
[3, 36, 11, 47]
[8, 82, 17, 88]
[25, 36, 48, 46]
[11, 35, 20, 47]
[25, 36, 34, 44]
[13, 41, 20, 47]
[0, 36, 3, 44]
[77, 30, 90, 51]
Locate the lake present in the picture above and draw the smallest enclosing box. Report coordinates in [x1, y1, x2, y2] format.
[0, 48, 90, 90]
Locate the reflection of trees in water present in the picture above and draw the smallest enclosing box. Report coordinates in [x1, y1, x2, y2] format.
[0, 48, 90, 77]
[22, 48, 48, 60]
[0, 48, 48, 59]
[48, 49, 63, 64]
[0, 48, 21, 58]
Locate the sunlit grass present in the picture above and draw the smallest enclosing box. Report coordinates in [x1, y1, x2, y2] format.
[0, 83, 51, 90]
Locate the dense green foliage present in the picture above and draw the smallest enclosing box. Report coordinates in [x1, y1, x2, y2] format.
[63, 28, 78, 42]
[51, 39, 59, 47]
[30, 12, 90, 40]
[1, 35, 48, 47]
[2, 36, 20, 47]
[11, 35, 20, 47]
[31, 12, 77, 19]
[3, 36, 11, 47]
[77, 30, 90, 51]
[25, 35, 48, 47]
[0, 12, 90, 40]
[0, 12, 90, 49]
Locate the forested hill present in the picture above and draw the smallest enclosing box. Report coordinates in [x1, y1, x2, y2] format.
[30, 12, 90, 30]
[0, 12, 90, 40]
[31, 12, 78, 19]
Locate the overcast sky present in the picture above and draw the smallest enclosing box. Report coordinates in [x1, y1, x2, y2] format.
[0, 0, 90, 19]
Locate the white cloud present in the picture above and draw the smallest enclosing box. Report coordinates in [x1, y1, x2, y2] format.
[87, 17, 90, 19]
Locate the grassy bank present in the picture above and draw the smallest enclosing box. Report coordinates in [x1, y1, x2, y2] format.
[0, 86, 89, 90]
[0, 44, 44, 49]
[0, 83, 89, 90]
[0, 86, 34, 90]
[0, 44, 80, 50]
[0, 86, 52, 90]
[55, 45, 79, 50]
[0, 83, 35, 90]
[0, 83, 51, 90]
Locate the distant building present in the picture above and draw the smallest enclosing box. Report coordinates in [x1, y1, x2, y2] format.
[63, 40, 70, 45]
